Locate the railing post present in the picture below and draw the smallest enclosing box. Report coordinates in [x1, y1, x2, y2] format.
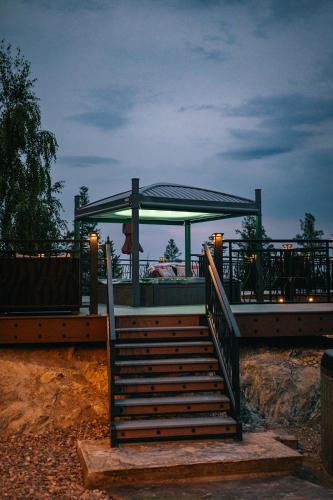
[229, 241, 233, 303]
[89, 232, 98, 314]
[213, 232, 224, 281]
[255, 189, 264, 303]
[326, 241, 331, 302]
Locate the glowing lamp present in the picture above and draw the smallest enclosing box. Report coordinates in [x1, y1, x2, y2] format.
[278, 297, 284, 303]
[212, 232, 224, 242]
[307, 296, 314, 303]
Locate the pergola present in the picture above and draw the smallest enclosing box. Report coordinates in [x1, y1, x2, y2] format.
[75, 178, 262, 306]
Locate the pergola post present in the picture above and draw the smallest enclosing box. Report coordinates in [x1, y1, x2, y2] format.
[255, 188, 264, 303]
[131, 178, 140, 307]
[185, 221, 192, 277]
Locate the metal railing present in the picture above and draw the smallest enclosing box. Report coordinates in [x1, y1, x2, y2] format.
[105, 242, 117, 447]
[206, 239, 333, 303]
[204, 243, 242, 440]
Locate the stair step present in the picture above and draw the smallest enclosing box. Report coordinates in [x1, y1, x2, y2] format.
[116, 326, 209, 340]
[116, 314, 202, 329]
[115, 394, 230, 415]
[114, 375, 224, 394]
[115, 357, 219, 374]
[114, 416, 237, 440]
[115, 341, 214, 356]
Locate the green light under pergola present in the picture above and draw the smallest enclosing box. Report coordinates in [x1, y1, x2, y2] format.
[112, 208, 220, 221]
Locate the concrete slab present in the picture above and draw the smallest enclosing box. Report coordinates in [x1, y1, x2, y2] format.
[77, 432, 302, 490]
[101, 475, 333, 499]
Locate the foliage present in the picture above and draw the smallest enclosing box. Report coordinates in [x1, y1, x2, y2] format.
[295, 213, 324, 248]
[235, 216, 272, 254]
[0, 40, 66, 241]
[164, 238, 181, 261]
[105, 236, 122, 278]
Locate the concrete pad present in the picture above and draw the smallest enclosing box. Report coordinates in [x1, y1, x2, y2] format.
[77, 432, 302, 490]
[102, 475, 333, 499]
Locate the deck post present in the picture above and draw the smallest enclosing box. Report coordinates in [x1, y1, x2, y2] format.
[131, 178, 140, 307]
[89, 233, 98, 314]
[213, 232, 224, 281]
[255, 189, 264, 303]
[185, 221, 192, 277]
[74, 195, 81, 252]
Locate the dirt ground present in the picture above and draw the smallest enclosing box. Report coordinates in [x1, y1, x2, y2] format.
[0, 341, 333, 498]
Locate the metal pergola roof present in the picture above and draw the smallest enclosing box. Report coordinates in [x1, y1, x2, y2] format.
[75, 182, 260, 225]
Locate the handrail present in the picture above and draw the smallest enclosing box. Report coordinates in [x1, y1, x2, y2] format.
[204, 244, 241, 338]
[204, 243, 242, 440]
[105, 242, 117, 446]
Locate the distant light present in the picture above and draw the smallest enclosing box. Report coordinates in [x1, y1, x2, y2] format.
[278, 297, 284, 303]
[307, 296, 314, 303]
[282, 244, 293, 250]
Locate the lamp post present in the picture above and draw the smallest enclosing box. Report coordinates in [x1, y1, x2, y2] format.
[282, 243, 293, 302]
[212, 232, 224, 281]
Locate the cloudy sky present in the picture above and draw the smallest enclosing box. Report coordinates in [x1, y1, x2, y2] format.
[1, 0, 333, 257]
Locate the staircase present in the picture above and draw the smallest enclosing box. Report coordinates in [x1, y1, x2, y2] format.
[110, 314, 238, 444]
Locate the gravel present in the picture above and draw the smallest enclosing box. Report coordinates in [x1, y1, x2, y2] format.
[0, 422, 111, 499]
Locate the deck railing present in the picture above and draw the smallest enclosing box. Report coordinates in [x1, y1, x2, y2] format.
[204, 239, 333, 304]
[0, 238, 99, 314]
[105, 242, 117, 447]
[204, 243, 242, 440]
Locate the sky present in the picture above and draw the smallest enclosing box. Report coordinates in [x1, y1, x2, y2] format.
[1, 0, 333, 258]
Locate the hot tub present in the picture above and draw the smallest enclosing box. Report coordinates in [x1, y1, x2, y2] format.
[98, 277, 240, 307]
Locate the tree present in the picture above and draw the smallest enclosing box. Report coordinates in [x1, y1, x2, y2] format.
[0, 41, 66, 240]
[164, 238, 181, 261]
[235, 216, 272, 254]
[77, 186, 99, 239]
[105, 236, 122, 278]
[295, 213, 324, 248]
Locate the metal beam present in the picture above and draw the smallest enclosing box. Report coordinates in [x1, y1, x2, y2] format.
[131, 178, 140, 307]
[185, 221, 192, 277]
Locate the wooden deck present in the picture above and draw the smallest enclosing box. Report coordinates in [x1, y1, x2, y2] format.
[0, 303, 332, 344]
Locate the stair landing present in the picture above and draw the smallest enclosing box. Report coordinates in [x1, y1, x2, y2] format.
[77, 431, 302, 490]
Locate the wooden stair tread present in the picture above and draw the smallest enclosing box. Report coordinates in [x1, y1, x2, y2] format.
[116, 326, 208, 332]
[115, 375, 223, 385]
[115, 357, 218, 366]
[116, 341, 213, 348]
[115, 394, 229, 406]
[114, 416, 236, 430]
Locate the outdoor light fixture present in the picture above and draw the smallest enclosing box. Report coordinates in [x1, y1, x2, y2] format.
[278, 297, 284, 303]
[307, 296, 314, 303]
[282, 244, 293, 250]
[212, 232, 224, 242]
[89, 232, 98, 241]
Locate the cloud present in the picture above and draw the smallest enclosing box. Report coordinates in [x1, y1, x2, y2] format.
[178, 104, 222, 112]
[220, 146, 293, 160]
[69, 87, 136, 131]
[250, 0, 332, 37]
[227, 94, 333, 127]
[189, 44, 226, 62]
[319, 52, 333, 82]
[58, 155, 119, 167]
[218, 93, 333, 160]
[17, 0, 112, 11]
